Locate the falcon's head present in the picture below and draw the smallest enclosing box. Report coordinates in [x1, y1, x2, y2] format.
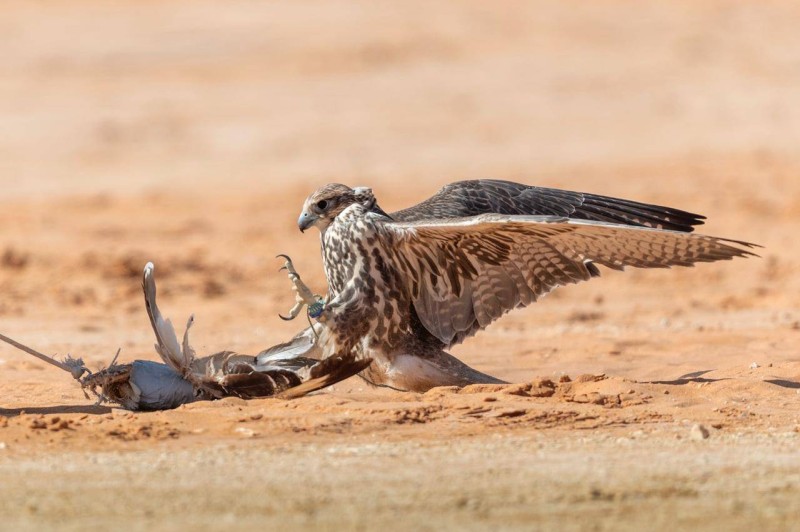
[298, 184, 386, 232]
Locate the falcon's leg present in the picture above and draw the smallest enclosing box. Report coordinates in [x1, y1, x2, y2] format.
[276, 255, 322, 321]
[369, 348, 507, 392]
[306, 286, 506, 391]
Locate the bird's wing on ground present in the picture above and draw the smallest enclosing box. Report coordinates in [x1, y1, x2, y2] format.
[143, 262, 366, 402]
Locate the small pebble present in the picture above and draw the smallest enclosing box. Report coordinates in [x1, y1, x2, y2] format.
[690, 424, 710, 441]
[234, 427, 258, 438]
[749, 362, 759, 369]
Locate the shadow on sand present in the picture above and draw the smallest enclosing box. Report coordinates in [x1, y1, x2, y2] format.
[644, 370, 800, 390]
[645, 369, 729, 386]
[0, 404, 113, 417]
[764, 379, 800, 389]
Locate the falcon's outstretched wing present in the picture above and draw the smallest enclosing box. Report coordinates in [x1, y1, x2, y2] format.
[384, 215, 756, 347]
[390, 180, 705, 232]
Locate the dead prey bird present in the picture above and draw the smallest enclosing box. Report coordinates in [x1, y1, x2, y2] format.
[0, 263, 370, 410]
[279, 180, 758, 392]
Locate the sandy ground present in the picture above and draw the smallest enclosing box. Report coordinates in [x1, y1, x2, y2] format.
[1, 2, 799, 530]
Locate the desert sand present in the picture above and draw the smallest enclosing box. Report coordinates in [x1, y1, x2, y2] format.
[0, 2, 799, 530]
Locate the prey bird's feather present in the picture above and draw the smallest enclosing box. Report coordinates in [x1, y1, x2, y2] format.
[143, 262, 190, 375]
[142, 262, 366, 402]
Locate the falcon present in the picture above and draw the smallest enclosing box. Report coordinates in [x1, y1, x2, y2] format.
[279, 180, 756, 392]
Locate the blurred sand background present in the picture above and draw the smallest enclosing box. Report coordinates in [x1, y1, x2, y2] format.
[0, 2, 799, 530]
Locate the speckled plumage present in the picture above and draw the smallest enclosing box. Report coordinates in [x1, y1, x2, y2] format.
[296, 180, 757, 391]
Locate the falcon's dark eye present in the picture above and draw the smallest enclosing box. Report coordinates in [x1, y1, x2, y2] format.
[316, 200, 328, 210]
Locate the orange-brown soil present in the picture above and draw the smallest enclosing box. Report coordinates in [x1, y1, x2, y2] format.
[1, 2, 799, 530]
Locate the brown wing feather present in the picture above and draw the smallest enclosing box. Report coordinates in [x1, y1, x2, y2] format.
[277, 355, 373, 399]
[385, 215, 757, 347]
[191, 355, 370, 399]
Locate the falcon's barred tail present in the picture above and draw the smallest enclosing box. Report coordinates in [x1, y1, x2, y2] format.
[210, 364, 302, 398]
[278, 354, 374, 399]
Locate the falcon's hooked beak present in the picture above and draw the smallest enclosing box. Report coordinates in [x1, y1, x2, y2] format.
[297, 211, 318, 233]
